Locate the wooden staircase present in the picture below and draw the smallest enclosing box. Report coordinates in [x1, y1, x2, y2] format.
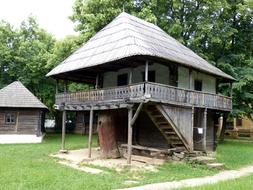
[145, 105, 191, 151]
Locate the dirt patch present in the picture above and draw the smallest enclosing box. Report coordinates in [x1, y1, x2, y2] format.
[51, 148, 161, 174]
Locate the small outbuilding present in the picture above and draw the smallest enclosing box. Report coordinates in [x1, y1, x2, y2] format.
[0, 81, 47, 142]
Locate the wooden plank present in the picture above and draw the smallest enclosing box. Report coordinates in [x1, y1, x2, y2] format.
[157, 105, 191, 151]
[121, 144, 168, 153]
[127, 107, 133, 164]
[124, 154, 165, 165]
[88, 109, 93, 158]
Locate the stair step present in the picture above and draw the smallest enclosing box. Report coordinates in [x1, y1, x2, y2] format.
[164, 131, 176, 135]
[169, 136, 180, 140]
[157, 121, 168, 125]
[171, 140, 183, 146]
[150, 111, 160, 115]
[160, 125, 171, 129]
[153, 115, 163, 118]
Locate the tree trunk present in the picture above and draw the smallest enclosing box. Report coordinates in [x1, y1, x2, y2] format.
[97, 110, 120, 158]
[219, 114, 228, 143]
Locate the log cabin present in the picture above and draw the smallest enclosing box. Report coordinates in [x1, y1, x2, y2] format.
[0, 81, 47, 137]
[47, 12, 235, 163]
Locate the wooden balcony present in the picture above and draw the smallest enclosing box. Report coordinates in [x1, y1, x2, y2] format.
[55, 82, 232, 111]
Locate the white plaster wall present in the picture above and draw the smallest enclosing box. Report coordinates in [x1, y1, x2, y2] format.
[103, 63, 170, 87]
[178, 66, 189, 89]
[103, 63, 216, 94]
[192, 71, 216, 93]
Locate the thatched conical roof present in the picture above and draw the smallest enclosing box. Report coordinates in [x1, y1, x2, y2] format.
[47, 12, 234, 80]
[0, 81, 47, 109]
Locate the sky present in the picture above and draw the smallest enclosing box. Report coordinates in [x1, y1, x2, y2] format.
[0, 0, 77, 39]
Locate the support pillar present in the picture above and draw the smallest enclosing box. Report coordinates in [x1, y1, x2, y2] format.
[95, 74, 99, 89]
[64, 81, 68, 93]
[230, 82, 233, 97]
[88, 108, 94, 158]
[56, 79, 59, 94]
[203, 108, 207, 152]
[145, 61, 149, 82]
[127, 107, 133, 164]
[189, 69, 193, 89]
[191, 107, 194, 151]
[129, 68, 133, 84]
[60, 110, 67, 152]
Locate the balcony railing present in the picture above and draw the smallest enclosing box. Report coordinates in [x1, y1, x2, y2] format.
[55, 82, 232, 111]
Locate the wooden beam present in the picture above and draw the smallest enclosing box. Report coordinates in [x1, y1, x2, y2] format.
[127, 107, 133, 164]
[129, 68, 133, 84]
[64, 81, 67, 93]
[95, 74, 99, 89]
[131, 102, 143, 126]
[189, 69, 193, 89]
[56, 79, 59, 94]
[230, 82, 233, 97]
[145, 61, 149, 82]
[203, 108, 207, 152]
[61, 110, 67, 152]
[88, 108, 94, 158]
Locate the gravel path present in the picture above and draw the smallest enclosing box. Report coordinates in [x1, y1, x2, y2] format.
[118, 165, 253, 190]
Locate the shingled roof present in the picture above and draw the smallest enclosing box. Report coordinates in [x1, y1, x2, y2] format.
[47, 12, 234, 80]
[0, 81, 47, 109]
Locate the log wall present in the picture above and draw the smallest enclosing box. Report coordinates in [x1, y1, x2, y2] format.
[75, 111, 97, 134]
[0, 108, 44, 136]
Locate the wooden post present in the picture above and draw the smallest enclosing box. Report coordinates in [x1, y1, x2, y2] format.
[127, 107, 133, 164]
[191, 107, 194, 151]
[215, 79, 219, 94]
[88, 108, 94, 158]
[61, 110, 67, 152]
[145, 61, 149, 82]
[129, 68, 133, 84]
[230, 82, 233, 97]
[203, 108, 207, 152]
[56, 79, 59, 94]
[189, 69, 193, 89]
[95, 74, 99, 89]
[64, 81, 67, 93]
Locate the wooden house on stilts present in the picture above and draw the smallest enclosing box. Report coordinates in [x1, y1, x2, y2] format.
[47, 12, 234, 163]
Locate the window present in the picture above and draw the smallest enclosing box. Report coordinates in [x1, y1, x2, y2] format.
[5, 113, 16, 124]
[194, 80, 202, 91]
[117, 73, 128, 86]
[169, 65, 178, 87]
[142, 71, 156, 82]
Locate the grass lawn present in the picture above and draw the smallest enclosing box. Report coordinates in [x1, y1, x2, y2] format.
[0, 135, 253, 190]
[216, 139, 253, 169]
